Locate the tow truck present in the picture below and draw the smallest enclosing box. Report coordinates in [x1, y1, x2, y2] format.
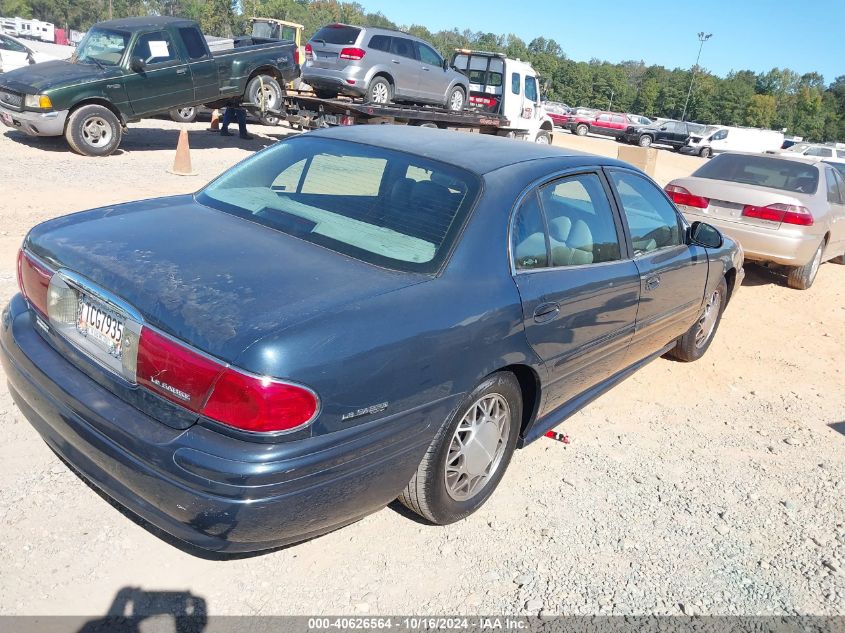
[270, 49, 555, 143]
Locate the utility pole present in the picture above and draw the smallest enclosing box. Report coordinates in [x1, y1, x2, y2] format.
[608, 89, 614, 111]
[681, 32, 712, 122]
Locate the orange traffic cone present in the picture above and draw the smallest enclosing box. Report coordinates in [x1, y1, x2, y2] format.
[208, 109, 220, 131]
[168, 129, 197, 176]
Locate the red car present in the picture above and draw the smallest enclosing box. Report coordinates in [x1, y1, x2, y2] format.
[566, 111, 629, 138]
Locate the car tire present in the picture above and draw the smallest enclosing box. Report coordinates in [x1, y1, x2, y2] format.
[65, 104, 122, 157]
[446, 86, 465, 111]
[638, 135, 653, 147]
[668, 276, 728, 362]
[314, 89, 338, 99]
[699, 146, 712, 158]
[169, 106, 197, 123]
[398, 371, 522, 525]
[366, 76, 392, 104]
[246, 74, 284, 117]
[534, 130, 551, 144]
[787, 241, 824, 290]
[575, 124, 588, 136]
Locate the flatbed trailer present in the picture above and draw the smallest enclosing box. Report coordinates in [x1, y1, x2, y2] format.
[277, 94, 514, 135]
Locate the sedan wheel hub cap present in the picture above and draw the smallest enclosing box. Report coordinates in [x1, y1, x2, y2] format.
[445, 393, 510, 501]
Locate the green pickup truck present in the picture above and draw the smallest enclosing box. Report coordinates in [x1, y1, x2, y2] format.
[0, 16, 297, 156]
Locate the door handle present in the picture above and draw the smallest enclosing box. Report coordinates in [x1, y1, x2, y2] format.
[391, 59, 400, 64]
[645, 275, 661, 291]
[176, 68, 187, 75]
[422, 67, 430, 71]
[533, 302, 560, 323]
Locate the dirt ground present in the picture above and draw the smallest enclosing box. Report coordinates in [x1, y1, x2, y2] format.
[0, 119, 843, 618]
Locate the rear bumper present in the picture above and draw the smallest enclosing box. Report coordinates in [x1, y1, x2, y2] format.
[681, 211, 822, 266]
[0, 104, 68, 136]
[1, 295, 447, 553]
[301, 66, 367, 97]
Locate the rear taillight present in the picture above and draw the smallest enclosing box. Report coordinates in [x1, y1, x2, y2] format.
[304, 43, 313, 60]
[203, 369, 319, 434]
[339, 47, 365, 61]
[742, 203, 813, 226]
[293, 48, 300, 65]
[664, 184, 709, 209]
[17, 249, 52, 317]
[137, 328, 222, 411]
[136, 329, 318, 434]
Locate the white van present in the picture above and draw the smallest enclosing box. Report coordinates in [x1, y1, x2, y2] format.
[683, 126, 784, 158]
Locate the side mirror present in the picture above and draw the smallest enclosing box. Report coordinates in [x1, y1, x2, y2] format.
[689, 221, 723, 249]
[130, 56, 146, 73]
[442, 58, 449, 71]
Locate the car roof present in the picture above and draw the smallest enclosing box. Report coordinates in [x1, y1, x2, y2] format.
[317, 23, 416, 39]
[306, 125, 627, 175]
[94, 16, 196, 30]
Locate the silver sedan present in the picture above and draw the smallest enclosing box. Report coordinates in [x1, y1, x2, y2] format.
[665, 152, 845, 289]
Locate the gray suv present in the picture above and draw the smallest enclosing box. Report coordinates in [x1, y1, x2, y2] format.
[303, 24, 469, 110]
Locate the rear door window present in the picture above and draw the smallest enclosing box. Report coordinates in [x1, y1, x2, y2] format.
[825, 167, 844, 204]
[539, 174, 623, 266]
[511, 193, 548, 270]
[390, 37, 415, 59]
[311, 25, 361, 46]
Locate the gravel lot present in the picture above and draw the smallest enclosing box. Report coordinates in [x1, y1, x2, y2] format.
[0, 119, 843, 618]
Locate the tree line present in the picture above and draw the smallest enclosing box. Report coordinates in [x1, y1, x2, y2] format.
[3, 0, 843, 141]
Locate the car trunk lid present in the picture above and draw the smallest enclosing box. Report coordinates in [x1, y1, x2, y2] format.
[25, 195, 423, 366]
[669, 176, 813, 229]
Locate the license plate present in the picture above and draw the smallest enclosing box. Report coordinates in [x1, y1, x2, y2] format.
[76, 294, 125, 357]
[0, 112, 11, 126]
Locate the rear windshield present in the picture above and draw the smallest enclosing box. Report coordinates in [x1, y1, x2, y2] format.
[693, 153, 819, 194]
[197, 137, 480, 274]
[311, 25, 361, 46]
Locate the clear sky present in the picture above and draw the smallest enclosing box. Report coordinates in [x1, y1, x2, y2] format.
[357, 0, 843, 84]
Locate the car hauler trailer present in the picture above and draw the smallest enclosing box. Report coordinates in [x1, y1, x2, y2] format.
[267, 49, 554, 143]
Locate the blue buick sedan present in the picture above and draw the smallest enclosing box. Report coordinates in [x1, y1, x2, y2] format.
[2, 126, 743, 552]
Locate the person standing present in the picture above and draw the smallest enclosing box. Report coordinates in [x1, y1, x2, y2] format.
[220, 104, 253, 140]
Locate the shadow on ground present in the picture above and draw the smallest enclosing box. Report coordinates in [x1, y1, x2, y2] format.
[77, 587, 207, 633]
[828, 422, 845, 437]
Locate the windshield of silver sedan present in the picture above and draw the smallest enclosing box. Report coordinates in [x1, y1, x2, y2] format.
[73, 28, 129, 66]
[197, 137, 481, 273]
